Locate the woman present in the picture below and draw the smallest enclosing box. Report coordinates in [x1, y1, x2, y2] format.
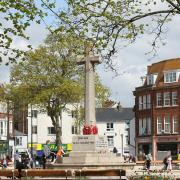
[167, 155, 172, 171]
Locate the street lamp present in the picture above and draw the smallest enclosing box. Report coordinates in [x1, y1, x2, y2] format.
[30, 104, 33, 158]
[7, 99, 10, 156]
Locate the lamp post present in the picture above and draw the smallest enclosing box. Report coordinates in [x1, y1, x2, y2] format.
[30, 104, 33, 158]
[7, 99, 10, 156]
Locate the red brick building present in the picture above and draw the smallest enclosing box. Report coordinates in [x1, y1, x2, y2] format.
[134, 58, 180, 161]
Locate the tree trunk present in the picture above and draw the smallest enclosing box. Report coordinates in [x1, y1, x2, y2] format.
[55, 110, 62, 149]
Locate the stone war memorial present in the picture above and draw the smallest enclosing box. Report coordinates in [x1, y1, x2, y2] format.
[62, 42, 123, 165]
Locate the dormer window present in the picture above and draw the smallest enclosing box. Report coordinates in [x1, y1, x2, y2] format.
[147, 74, 157, 85]
[164, 71, 179, 83]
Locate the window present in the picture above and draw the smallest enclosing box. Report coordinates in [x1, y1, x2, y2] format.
[143, 95, 146, 109]
[157, 116, 162, 134]
[142, 118, 147, 135]
[164, 92, 170, 106]
[139, 96, 142, 110]
[147, 117, 151, 135]
[16, 137, 22, 146]
[31, 110, 38, 118]
[164, 115, 171, 133]
[125, 135, 129, 145]
[32, 125, 37, 134]
[164, 71, 177, 83]
[156, 93, 162, 107]
[147, 74, 157, 85]
[9, 121, 13, 134]
[172, 91, 178, 106]
[107, 136, 114, 147]
[147, 74, 154, 85]
[0, 121, 3, 135]
[139, 118, 142, 135]
[106, 123, 114, 131]
[173, 115, 178, 133]
[72, 125, 78, 134]
[147, 95, 151, 109]
[48, 127, 55, 134]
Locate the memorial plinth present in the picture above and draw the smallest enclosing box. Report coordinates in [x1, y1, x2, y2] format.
[62, 135, 123, 164]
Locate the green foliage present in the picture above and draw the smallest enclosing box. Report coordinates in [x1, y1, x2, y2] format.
[56, 0, 180, 64]
[0, 0, 53, 64]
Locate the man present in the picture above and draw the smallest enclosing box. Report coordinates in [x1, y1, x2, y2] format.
[42, 140, 51, 169]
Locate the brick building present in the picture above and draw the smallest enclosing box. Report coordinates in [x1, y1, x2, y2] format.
[134, 58, 180, 161]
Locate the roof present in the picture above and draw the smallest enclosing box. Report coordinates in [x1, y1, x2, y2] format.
[14, 129, 27, 136]
[148, 58, 180, 74]
[96, 108, 134, 122]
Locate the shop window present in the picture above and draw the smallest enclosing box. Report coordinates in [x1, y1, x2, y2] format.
[164, 115, 171, 133]
[164, 92, 170, 106]
[106, 123, 114, 131]
[172, 91, 178, 106]
[173, 115, 178, 133]
[157, 116, 163, 134]
[107, 136, 114, 147]
[156, 93, 162, 107]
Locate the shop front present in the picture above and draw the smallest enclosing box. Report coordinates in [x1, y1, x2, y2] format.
[136, 137, 152, 160]
[155, 136, 180, 161]
[28, 143, 73, 156]
[157, 143, 178, 160]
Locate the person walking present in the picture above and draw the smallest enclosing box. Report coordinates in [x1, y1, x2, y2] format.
[42, 140, 51, 169]
[145, 153, 152, 170]
[163, 156, 168, 170]
[167, 155, 172, 171]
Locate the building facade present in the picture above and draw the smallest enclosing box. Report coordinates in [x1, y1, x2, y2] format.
[27, 104, 135, 155]
[134, 58, 180, 161]
[0, 102, 14, 158]
[96, 107, 135, 155]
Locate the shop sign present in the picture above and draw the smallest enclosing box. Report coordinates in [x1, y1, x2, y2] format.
[137, 138, 151, 143]
[157, 138, 178, 142]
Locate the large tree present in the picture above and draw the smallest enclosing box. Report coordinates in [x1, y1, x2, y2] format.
[9, 32, 110, 148]
[47, 0, 180, 68]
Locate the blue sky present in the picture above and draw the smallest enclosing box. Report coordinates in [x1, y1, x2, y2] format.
[1, 2, 180, 107]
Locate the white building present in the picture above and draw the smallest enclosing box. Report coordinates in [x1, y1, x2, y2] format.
[0, 102, 14, 158]
[96, 107, 135, 155]
[27, 104, 135, 155]
[27, 105, 77, 152]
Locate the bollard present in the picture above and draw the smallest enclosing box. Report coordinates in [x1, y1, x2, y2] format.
[65, 169, 68, 180]
[25, 169, 28, 180]
[12, 169, 14, 180]
[79, 169, 82, 180]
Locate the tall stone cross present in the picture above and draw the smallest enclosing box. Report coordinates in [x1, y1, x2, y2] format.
[77, 43, 101, 132]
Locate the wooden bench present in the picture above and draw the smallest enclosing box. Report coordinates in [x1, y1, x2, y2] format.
[0, 169, 126, 179]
